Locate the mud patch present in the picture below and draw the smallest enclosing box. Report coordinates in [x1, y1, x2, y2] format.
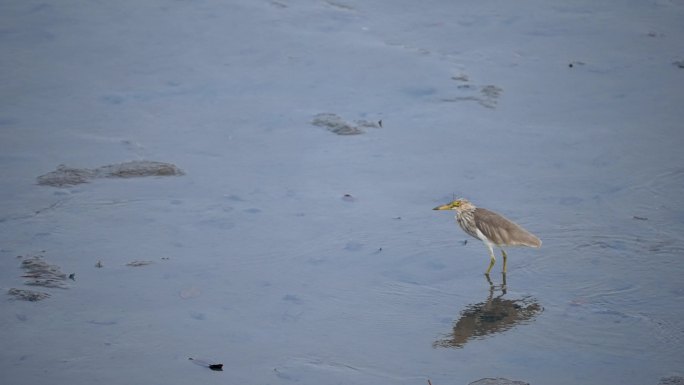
[8, 254, 70, 301]
[126, 260, 154, 267]
[325, 1, 355, 11]
[20, 255, 69, 289]
[37, 166, 95, 186]
[443, 75, 503, 109]
[659, 376, 684, 385]
[469, 378, 530, 385]
[311, 113, 380, 135]
[37, 161, 184, 187]
[269, 0, 287, 8]
[7, 288, 51, 302]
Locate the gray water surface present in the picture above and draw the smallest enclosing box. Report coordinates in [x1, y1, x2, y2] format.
[1, 1, 683, 384]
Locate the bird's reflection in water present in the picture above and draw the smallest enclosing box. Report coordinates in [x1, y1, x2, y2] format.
[434, 275, 543, 348]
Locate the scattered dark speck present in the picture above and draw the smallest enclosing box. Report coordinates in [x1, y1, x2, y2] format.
[68, 273, 75, 281]
[633, 216, 648, 221]
[209, 364, 223, 371]
[462, 239, 468, 245]
[342, 193, 355, 202]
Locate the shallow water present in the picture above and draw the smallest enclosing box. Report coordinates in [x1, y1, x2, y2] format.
[1, 1, 683, 384]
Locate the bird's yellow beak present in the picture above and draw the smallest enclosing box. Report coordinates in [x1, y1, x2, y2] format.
[434, 200, 461, 210]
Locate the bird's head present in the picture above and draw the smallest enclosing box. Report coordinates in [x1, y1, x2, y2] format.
[433, 198, 474, 212]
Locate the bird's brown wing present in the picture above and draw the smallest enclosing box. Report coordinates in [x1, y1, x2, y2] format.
[473, 208, 541, 247]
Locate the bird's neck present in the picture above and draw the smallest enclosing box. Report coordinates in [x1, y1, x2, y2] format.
[456, 208, 475, 221]
[455, 209, 477, 228]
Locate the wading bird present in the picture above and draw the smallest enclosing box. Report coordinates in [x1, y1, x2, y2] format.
[433, 198, 541, 275]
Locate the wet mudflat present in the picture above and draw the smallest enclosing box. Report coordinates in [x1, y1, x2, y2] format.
[1, 1, 683, 385]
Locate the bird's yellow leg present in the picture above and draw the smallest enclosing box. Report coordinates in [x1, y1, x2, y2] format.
[485, 243, 496, 275]
[501, 249, 508, 274]
[485, 258, 495, 275]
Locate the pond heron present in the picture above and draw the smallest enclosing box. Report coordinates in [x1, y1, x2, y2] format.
[433, 198, 541, 275]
